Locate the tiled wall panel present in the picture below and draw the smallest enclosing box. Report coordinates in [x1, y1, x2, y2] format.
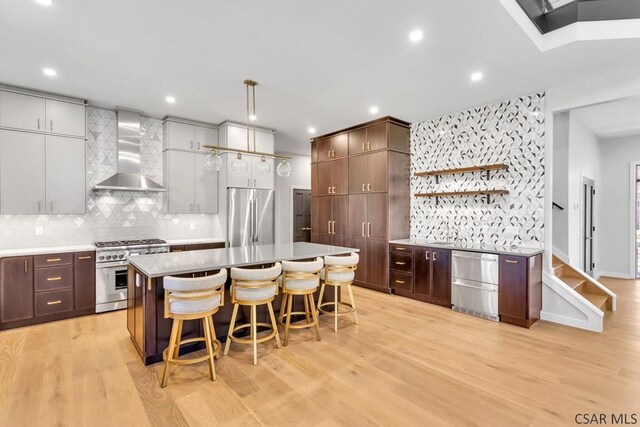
[410, 93, 545, 248]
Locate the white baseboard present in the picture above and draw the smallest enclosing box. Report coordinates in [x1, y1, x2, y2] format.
[598, 271, 635, 280]
[540, 310, 603, 333]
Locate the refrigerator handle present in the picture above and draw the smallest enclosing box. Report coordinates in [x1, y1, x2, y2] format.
[253, 197, 259, 244]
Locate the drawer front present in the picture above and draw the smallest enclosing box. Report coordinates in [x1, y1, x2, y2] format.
[390, 252, 413, 272]
[390, 244, 412, 254]
[34, 252, 73, 268]
[35, 288, 73, 317]
[390, 270, 413, 292]
[35, 265, 73, 292]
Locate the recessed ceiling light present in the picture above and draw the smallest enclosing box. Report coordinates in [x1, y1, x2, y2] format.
[165, 96, 176, 103]
[470, 71, 483, 82]
[35, 0, 52, 5]
[369, 106, 379, 115]
[42, 68, 57, 77]
[409, 29, 424, 42]
[249, 114, 257, 122]
[308, 127, 316, 134]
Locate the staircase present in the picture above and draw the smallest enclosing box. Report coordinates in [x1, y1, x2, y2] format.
[552, 256, 612, 312]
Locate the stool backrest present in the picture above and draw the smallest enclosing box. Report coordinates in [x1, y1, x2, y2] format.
[230, 263, 282, 301]
[282, 257, 324, 287]
[324, 252, 359, 274]
[164, 269, 227, 317]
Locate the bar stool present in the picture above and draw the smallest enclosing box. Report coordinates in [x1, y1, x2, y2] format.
[160, 269, 227, 388]
[224, 263, 282, 365]
[318, 253, 359, 333]
[278, 257, 323, 346]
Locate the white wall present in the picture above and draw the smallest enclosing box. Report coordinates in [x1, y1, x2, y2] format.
[600, 135, 640, 278]
[552, 112, 570, 257]
[274, 152, 311, 243]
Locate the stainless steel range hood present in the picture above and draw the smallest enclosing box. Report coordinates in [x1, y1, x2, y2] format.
[93, 109, 166, 192]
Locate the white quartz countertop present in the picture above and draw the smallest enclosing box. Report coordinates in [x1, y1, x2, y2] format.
[389, 239, 543, 257]
[0, 244, 96, 258]
[164, 238, 226, 246]
[128, 242, 358, 278]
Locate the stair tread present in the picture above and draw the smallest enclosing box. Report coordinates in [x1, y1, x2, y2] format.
[560, 276, 586, 289]
[583, 293, 608, 310]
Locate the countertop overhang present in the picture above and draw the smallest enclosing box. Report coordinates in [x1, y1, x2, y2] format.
[389, 239, 543, 257]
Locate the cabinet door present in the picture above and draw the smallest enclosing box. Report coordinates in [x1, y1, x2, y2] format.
[226, 153, 252, 188]
[414, 246, 431, 295]
[311, 163, 318, 196]
[367, 151, 388, 193]
[333, 158, 349, 195]
[366, 239, 388, 289]
[311, 140, 318, 163]
[166, 121, 195, 151]
[194, 126, 218, 152]
[348, 154, 368, 194]
[0, 257, 34, 323]
[348, 194, 367, 238]
[311, 196, 318, 235]
[499, 256, 528, 321]
[254, 130, 274, 153]
[366, 193, 388, 240]
[332, 195, 349, 237]
[431, 248, 451, 305]
[316, 196, 333, 237]
[194, 153, 219, 214]
[45, 99, 86, 137]
[350, 237, 368, 284]
[0, 130, 46, 214]
[366, 123, 388, 151]
[317, 138, 332, 161]
[348, 128, 367, 155]
[74, 252, 95, 310]
[45, 136, 86, 214]
[225, 125, 249, 150]
[331, 134, 348, 158]
[251, 155, 274, 190]
[317, 161, 333, 196]
[165, 151, 195, 213]
[0, 91, 46, 132]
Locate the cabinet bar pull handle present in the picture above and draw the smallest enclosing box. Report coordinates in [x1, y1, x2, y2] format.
[362, 142, 365, 151]
[37, 118, 40, 130]
[332, 149, 335, 157]
[367, 222, 371, 237]
[425, 251, 430, 260]
[328, 150, 331, 158]
[47, 258, 61, 262]
[50, 120, 53, 131]
[432, 252, 437, 261]
[367, 141, 371, 150]
[367, 183, 371, 192]
[362, 183, 365, 192]
[47, 300, 62, 305]
[24, 260, 28, 272]
[328, 186, 331, 194]
[332, 221, 336, 234]
[332, 186, 336, 193]
[505, 259, 519, 264]
[78, 256, 92, 260]
[395, 247, 405, 251]
[328, 221, 331, 234]
[395, 262, 406, 265]
[395, 280, 405, 284]
[361, 222, 365, 237]
[47, 277, 62, 281]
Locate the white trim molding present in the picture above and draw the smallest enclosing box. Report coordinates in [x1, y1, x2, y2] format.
[629, 162, 639, 279]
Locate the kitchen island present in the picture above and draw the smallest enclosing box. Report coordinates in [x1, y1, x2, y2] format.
[127, 242, 357, 365]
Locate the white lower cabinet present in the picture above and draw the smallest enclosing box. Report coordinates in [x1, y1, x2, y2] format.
[45, 136, 86, 214]
[165, 150, 218, 214]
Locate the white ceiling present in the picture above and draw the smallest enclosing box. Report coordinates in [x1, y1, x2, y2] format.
[572, 96, 640, 139]
[1, 0, 640, 154]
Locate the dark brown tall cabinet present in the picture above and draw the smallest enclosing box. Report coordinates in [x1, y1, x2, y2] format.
[311, 117, 410, 293]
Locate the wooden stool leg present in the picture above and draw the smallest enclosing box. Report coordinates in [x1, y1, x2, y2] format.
[224, 303, 240, 356]
[308, 293, 321, 341]
[173, 319, 183, 359]
[317, 282, 325, 314]
[251, 305, 258, 365]
[267, 301, 282, 349]
[161, 319, 180, 388]
[347, 283, 359, 325]
[303, 293, 311, 324]
[334, 284, 338, 333]
[202, 317, 216, 381]
[284, 292, 294, 346]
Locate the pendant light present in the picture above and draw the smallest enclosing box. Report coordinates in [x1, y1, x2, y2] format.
[276, 159, 292, 177]
[204, 149, 223, 172]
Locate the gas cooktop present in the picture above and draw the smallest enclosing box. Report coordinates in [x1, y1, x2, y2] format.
[94, 239, 167, 248]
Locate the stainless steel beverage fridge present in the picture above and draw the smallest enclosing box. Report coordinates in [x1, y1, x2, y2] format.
[227, 188, 275, 247]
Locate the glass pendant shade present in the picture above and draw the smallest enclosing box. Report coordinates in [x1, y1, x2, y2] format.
[231, 153, 248, 173]
[276, 159, 292, 177]
[203, 152, 222, 172]
[256, 156, 272, 175]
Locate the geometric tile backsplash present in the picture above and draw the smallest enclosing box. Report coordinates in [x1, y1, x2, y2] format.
[0, 107, 221, 249]
[410, 92, 545, 249]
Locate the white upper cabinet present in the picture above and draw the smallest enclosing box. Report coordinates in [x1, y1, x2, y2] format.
[165, 150, 219, 214]
[164, 120, 218, 152]
[45, 99, 86, 138]
[194, 152, 218, 214]
[45, 136, 86, 214]
[0, 91, 46, 132]
[220, 123, 276, 189]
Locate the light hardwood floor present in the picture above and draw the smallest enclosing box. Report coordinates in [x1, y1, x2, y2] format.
[0, 277, 638, 426]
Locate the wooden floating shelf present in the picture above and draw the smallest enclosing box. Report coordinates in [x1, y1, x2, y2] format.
[414, 163, 508, 178]
[415, 189, 510, 204]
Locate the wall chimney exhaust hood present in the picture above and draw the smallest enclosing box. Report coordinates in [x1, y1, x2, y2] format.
[93, 109, 166, 192]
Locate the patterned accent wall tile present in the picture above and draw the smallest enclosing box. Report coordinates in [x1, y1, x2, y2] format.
[0, 107, 219, 249]
[410, 93, 545, 249]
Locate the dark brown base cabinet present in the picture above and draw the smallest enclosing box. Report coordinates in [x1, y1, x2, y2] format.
[311, 116, 411, 294]
[388, 244, 542, 328]
[0, 251, 96, 330]
[169, 242, 226, 252]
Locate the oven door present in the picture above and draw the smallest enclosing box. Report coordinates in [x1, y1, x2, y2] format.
[96, 261, 129, 308]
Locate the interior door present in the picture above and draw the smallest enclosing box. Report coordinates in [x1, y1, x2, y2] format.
[583, 178, 595, 276]
[194, 152, 218, 214]
[293, 189, 311, 242]
[45, 135, 86, 214]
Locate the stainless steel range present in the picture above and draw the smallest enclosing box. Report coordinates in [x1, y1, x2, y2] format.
[95, 239, 169, 313]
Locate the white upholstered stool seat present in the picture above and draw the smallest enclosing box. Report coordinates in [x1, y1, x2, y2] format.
[278, 258, 323, 345]
[161, 269, 227, 388]
[318, 253, 360, 333]
[224, 263, 282, 365]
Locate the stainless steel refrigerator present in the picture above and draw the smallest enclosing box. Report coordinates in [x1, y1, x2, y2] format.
[228, 188, 275, 247]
